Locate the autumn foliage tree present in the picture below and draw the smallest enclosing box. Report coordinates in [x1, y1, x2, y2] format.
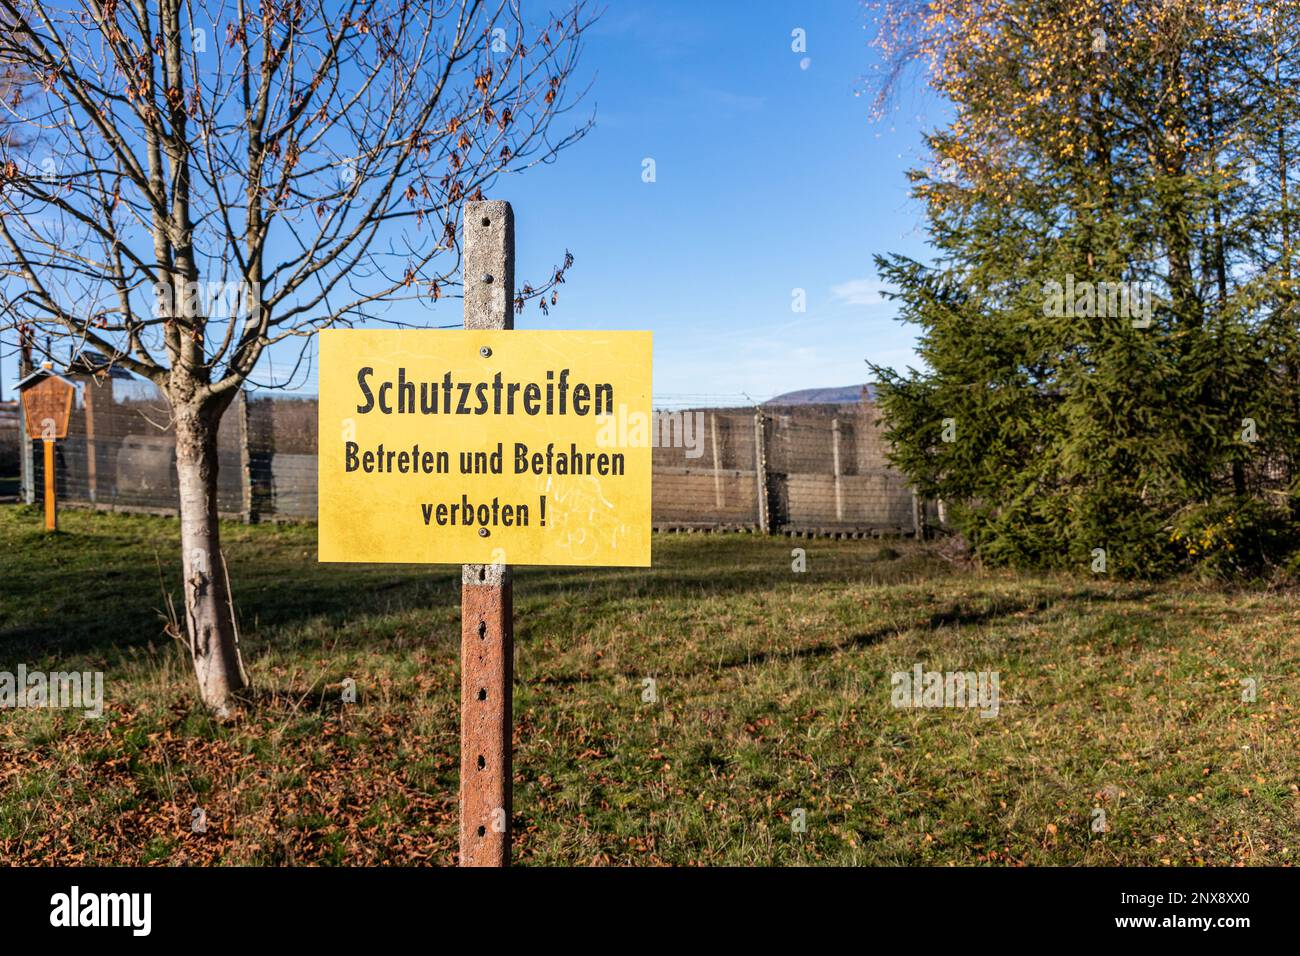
[0, 0, 592, 713]
[867, 0, 1300, 575]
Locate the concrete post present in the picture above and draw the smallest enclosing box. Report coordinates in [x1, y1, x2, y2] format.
[831, 416, 843, 522]
[459, 200, 514, 867]
[754, 409, 769, 533]
[710, 412, 723, 509]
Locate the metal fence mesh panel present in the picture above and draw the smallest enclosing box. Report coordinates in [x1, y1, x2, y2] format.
[247, 395, 317, 520]
[29, 373, 244, 516]
[763, 406, 916, 533]
[0, 404, 21, 480]
[22, 377, 919, 535]
[652, 409, 763, 529]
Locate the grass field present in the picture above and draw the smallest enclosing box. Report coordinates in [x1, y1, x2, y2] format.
[1, 504, 1298, 866]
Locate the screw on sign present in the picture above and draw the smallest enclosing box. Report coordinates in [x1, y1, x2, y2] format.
[18, 365, 76, 533]
[315, 200, 653, 866]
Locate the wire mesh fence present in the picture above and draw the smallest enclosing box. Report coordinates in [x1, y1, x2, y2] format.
[17, 372, 924, 536]
[23, 371, 245, 516]
[0, 403, 21, 486]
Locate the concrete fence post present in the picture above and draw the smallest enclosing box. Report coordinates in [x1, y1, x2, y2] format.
[459, 199, 515, 867]
[238, 390, 254, 524]
[19, 403, 33, 505]
[710, 412, 723, 510]
[754, 409, 770, 533]
[831, 416, 843, 522]
[18, 345, 32, 505]
[84, 375, 98, 503]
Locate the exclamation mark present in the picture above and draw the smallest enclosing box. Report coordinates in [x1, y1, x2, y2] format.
[539, 495, 547, 526]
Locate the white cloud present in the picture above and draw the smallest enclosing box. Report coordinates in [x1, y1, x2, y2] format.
[830, 277, 887, 307]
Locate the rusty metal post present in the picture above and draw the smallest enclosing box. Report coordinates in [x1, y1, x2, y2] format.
[459, 200, 515, 866]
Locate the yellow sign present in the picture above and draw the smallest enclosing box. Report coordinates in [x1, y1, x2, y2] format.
[318, 329, 652, 566]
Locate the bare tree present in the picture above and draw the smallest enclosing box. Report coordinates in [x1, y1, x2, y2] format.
[0, 22, 24, 149]
[0, 0, 592, 715]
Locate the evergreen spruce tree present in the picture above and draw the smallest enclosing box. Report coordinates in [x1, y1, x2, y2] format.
[868, 0, 1299, 575]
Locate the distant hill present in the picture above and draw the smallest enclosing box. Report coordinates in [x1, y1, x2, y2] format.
[768, 384, 876, 405]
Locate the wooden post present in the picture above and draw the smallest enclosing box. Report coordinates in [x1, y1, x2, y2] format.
[831, 417, 843, 522]
[459, 199, 515, 867]
[20, 365, 74, 528]
[43, 439, 56, 531]
[754, 409, 770, 533]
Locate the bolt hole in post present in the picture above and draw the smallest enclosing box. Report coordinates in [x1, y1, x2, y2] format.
[478, 688, 487, 700]
[477, 826, 486, 837]
[477, 755, 486, 770]
[478, 620, 487, 639]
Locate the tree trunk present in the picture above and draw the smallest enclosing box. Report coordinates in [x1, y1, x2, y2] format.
[174, 399, 249, 715]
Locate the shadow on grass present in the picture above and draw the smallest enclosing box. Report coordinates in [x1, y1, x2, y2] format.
[2, 506, 1192, 677]
[532, 588, 1165, 685]
[1, 505, 959, 665]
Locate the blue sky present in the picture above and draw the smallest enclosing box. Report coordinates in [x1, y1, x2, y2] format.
[2, 1, 941, 406]
[500, 0, 939, 405]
